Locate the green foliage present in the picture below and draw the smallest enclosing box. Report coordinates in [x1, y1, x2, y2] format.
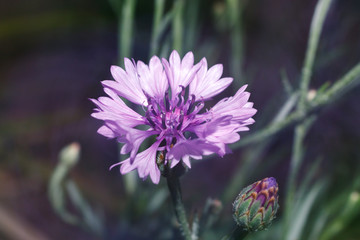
[48, 143, 104, 236]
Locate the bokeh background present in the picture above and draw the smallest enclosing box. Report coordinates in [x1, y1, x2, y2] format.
[1, 0, 360, 239]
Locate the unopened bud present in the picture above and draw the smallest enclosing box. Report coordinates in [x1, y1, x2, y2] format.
[307, 89, 317, 101]
[59, 142, 80, 167]
[233, 177, 279, 231]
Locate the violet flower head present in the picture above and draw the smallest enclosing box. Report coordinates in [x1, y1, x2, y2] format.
[91, 50, 257, 184]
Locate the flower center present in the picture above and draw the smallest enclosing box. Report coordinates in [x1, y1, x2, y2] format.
[145, 89, 204, 144]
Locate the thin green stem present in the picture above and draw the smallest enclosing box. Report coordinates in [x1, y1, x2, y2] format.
[281, 69, 293, 96]
[118, 0, 137, 65]
[231, 61, 360, 149]
[287, 123, 307, 186]
[314, 62, 360, 106]
[283, 1, 332, 238]
[231, 107, 304, 148]
[150, 0, 165, 56]
[172, 0, 184, 55]
[114, 0, 138, 195]
[284, 117, 315, 233]
[166, 173, 192, 240]
[298, 0, 332, 112]
[227, 0, 245, 88]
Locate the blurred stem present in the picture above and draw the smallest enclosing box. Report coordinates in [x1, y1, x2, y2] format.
[191, 214, 200, 240]
[173, 0, 184, 55]
[314, 62, 360, 106]
[227, 0, 245, 88]
[319, 190, 360, 240]
[48, 143, 80, 225]
[284, 1, 332, 237]
[166, 173, 192, 240]
[284, 116, 315, 238]
[113, 0, 138, 195]
[231, 60, 360, 149]
[287, 124, 307, 198]
[118, 0, 137, 65]
[49, 164, 78, 225]
[150, 0, 165, 56]
[298, 0, 332, 112]
[49, 143, 103, 236]
[66, 180, 104, 236]
[281, 69, 293, 96]
[199, 198, 223, 237]
[184, 0, 200, 52]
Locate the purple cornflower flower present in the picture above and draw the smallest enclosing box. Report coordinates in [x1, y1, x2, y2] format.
[91, 50, 257, 184]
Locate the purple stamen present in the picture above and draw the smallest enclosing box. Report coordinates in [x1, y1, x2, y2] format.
[177, 110, 184, 130]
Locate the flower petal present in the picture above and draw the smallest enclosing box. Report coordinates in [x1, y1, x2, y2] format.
[103, 61, 148, 106]
[137, 56, 169, 100]
[97, 125, 117, 138]
[168, 139, 219, 168]
[111, 140, 161, 184]
[192, 116, 240, 143]
[121, 128, 158, 163]
[208, 85, 257, 122]
[90, 88, 145, 127]
[95, 121, 128, 144]
[190, 116, 250, 156]
[162, 50, 202, 99]
[190, 59, 233, 100]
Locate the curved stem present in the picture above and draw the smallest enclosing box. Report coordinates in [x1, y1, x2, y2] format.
[298, 0, 332, 112]
[166, 173, 192, 240]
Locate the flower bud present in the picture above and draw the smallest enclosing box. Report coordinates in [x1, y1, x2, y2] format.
[59, 142, 80, 167]
[232, 177, 279, 231]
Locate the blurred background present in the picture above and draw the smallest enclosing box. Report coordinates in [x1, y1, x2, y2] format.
[0, 0, 360, 239]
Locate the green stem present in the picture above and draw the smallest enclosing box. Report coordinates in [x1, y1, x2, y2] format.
[284, 117, 315, 235]
[231, 61, 360, 149]
[298, 0, 332, 112]
[113, 0, 138, 195]
[314, 62, 360, 106]
[284, 1, 332, 238]
[172, 0, 184, 55]
[150, 0, 165, 56]
[227, 0, 245, 88]
[166, 173, 192, 240]
[287, 124, 306, 191]
[231, 104, 304, 149]
[118, 0, 137, 65]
